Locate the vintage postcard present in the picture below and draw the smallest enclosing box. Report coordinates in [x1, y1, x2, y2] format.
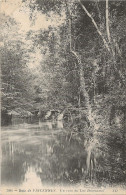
[0, 0, 126, 194]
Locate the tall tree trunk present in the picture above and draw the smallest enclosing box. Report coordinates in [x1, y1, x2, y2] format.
[71, 50, 99, 178]
[67, 3, 99, 179]
[79, 0, 110, 53]
[106, 0, 111, 43]
[79, 62, 90, 112]
[78, 57, 99, 132]
[78, 0, 125, 85]
[79, 60, 98, 179]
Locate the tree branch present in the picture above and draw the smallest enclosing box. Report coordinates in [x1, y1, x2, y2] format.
[106, 0, 111, 42]
[78, 0, 110, 53]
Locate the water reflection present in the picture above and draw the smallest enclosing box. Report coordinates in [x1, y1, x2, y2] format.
[39, 120, 53, 130]
[57, 121, 63, 129]
[39, 120, 64, 130]
[23, 166, 42, 187]
[11, 116, 39, 126]
[1, 120, 126, 187]
[1, 122, 87, 187]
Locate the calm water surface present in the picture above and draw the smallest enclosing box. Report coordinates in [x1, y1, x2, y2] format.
[2, 119, 125, 188]
[1, 120, 87, 187]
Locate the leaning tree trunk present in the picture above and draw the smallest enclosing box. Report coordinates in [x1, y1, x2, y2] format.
[73, 52, 99, 132]
[66, 2, 99, 180]
[71, 50, 99, 180]
[79, 0, 125, 85]
[80, 61, 99, 182]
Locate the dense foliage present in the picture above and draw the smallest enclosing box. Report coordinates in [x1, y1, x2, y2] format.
[1, 0, 126, 186]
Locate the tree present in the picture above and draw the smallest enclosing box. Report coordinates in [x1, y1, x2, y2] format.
[28, 0, 126, 181]
[0, 16, 36, 112]
[1, 0, 125, 183]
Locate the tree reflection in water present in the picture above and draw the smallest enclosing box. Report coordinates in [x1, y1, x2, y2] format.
[1, 122, 87, 186]
[1, 120, 126, 187]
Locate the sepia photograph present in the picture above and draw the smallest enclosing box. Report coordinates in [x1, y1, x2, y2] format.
[0, 0, 126, 194]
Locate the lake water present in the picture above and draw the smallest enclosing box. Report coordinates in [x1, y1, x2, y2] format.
[1, 120, 88, 187]
[1, 120, 126, 188]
